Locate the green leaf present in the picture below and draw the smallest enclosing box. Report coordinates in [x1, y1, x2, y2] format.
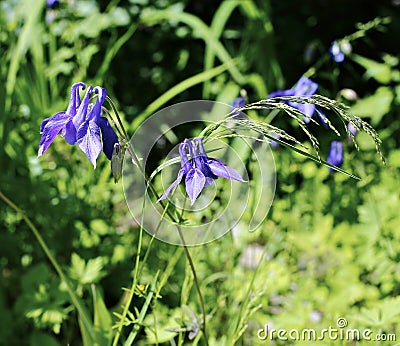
[352, 54, 393, 84]
[350, 86, 393, 125]
[70, 253, 105, 285]
[30, 332, 60, 346]
[351, 297, 400, 326]
[202, 0, 240, 98]
[92, 285, 113, 346]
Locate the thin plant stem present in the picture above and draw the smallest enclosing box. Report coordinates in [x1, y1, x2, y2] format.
[0, 191, 95, 341]
[111, 206, 144, 346]
[105, 102, 210, 345]
[176, 199, 209, 346]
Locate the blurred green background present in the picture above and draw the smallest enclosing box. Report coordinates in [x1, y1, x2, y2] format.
[1, 0, 400, 345]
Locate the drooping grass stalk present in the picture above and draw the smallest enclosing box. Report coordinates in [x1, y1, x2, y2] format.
[0, 191, 95, 342]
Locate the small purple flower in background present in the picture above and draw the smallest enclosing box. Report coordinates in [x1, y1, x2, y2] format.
[269, 133, 281, 148]
[326, 141, 344, 172]
[46, 0, 59, 9]
[268, 76, 318, 123]
[158, 138, 245, 205]
[348, 121, 359, 142]
[230, 96, 246, 117]
[329, 41, 345, 63]
[230, 96, 245, 111]
[329, 40, 352, 63]
[38, 82, 118, 168]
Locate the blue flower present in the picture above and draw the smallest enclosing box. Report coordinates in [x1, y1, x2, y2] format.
[158, 138, 246, 205]
[347, 121, 358, 141]
[46, 0, 59, 9]
[329, 41, 345, 63]
[268, 77, 318, 122]
[38, 82, 118, 168]
[326, 141, 344, 172]
[269, 133, 281, 148]
[230, 96, 246, 115]
[230, 96, 245, 110]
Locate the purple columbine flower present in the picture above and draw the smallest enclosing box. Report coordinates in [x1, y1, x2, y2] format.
[38, 82, 118, 168]
[329, 41, 345, 63]
[268, 77, 318, 123]
[326, 141, 344, 172]
[158, 138, 246, 205]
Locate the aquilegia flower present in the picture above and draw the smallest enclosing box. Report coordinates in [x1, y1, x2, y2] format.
[158, 138, 245, 205]
[326, 141, 344, 172]
[38, 82, 118, 168]
[268, 77, 318, 122]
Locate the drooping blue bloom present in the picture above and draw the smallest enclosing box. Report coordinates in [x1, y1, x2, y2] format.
[329, 40, 345, 63]
[158, 138, 246, 205]
[326, 141, 344, 172]
[38, 82, 118, 168]
[268, 77, 318, 122]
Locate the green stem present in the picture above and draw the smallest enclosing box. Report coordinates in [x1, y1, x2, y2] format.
[111, 209, 144, 346]
[0, 191, 95, 341]
[180, 233, 209, 345]
[106, 101, 210, 345]
[176, 200, 209, 346]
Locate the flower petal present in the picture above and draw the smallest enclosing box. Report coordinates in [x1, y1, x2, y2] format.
[63, 120, 77, 144]
[193, 156, 217, 179]
[327, 141, 344, 172]
[185, 168, 206, 205]
[76, 119, 102, 168]
[293, 102, 315, 121]
[295, 77, 318, 95]
[72, 86, 93, 129]
[98, 116, 118, 160]
[207, 158, 246, 182]
[38, 112, 70, 157]
[91, 86, 107, 122]
[157, 169, 185, 202]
